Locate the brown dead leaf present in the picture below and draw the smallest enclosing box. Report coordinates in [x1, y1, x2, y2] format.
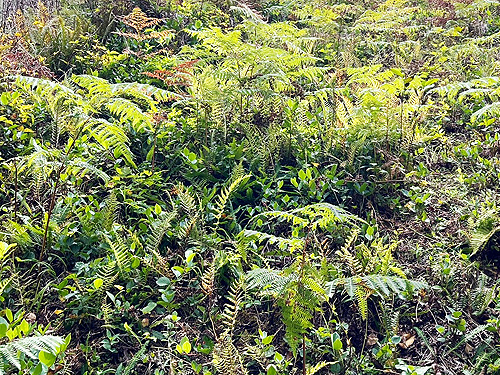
[367, 333, 378, 346]
[465, 343, 474, 355]
[25, 313, 37, 323]
[399, 333, 415, 349]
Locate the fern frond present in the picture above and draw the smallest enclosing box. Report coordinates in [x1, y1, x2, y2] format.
[66, 159, 109, 183]
[145, 212, 176, 255]
[102, 192, 120, 231]
[328, 275, 427, 319]
[243, 230, 304, 253]
[106, 97, 153, 133]
[329, 275, 427, 298]
[212, 332, 248, 375]
[0, 335, 64, 372]
[214, 173, 251, 226]
[246, 268, 296, 296]
[221, 277, 245, 335]
[116, 342, 148, 375]
[336, 229, 363, 275]
[106, 237, 131, 273]
[95, 261, 119, 300]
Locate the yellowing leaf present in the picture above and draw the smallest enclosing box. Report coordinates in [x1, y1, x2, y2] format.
[182, 340, 191, 354]
[39, 350, 56, 367]
[93, 278, 103, 289]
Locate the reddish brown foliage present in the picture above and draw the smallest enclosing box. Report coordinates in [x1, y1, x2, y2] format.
[142, 60, 198, 86]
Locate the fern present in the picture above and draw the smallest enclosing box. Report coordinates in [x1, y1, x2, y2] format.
[214, 173, 251, 226]
[105, 236, 131, 273]
[246, 268, 297, 296]
[212, 332, 248, 375]
[94, 261, 119, 304]
[327, 275, 427, 319]
[246, 261, 327, 356]
[116, 343, 148, 375]
[379, 300, 400, 337]
[145, 212, 176, 255]
[142, 212, 176, 277]
[201, 256, 217, 297]
[243, 230, 305, 253]
[445, 325, 489, 355]
[468, 209, 500, 256]
[469, 274, 496, 315]
[220, 277, 245, 336]
[101, 192, 120, 231]
[11, 74, 181, 169]
[174, 183, 199, 216]
[0, 335, 64, 375]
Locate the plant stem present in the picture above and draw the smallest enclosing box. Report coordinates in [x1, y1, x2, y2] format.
[302, 332, 306, 375]
[151, 126, 158, 173]
[39, 122, 86, 264]
[14, 161, 18, 222]
[300, 228, 311, 375]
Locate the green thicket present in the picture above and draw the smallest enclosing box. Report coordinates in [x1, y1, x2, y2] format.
[0, 0, 500, 374]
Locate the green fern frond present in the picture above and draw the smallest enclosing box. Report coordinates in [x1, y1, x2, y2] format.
[175, 184, 198, 216]
[221, 277, 245, 335]
[336, 229, 363, 275]
[246, 268, 296, 296]
[102, 192, 120, 231]
[145, 212, 176, 255]
[265, 203, 364, 229]
[95, 261, 119, 299]
[116, 343, 148, 375]
[214, 173, 251, 226]
[0, 335, 64, 374]
[243, 230, 305, 253]
[468, 209, 500, 256]
[470, 274, 496, 315]
[329, 275, 427, 298]
[246, 264, 326, 356]
[105, 237, 131, 273]
[106, 97, 153, 133]
[328, 275, 427, 319]
[212, 332, 248, 375]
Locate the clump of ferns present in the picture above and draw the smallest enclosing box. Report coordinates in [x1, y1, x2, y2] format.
[165, 170, 251, 308]
[328, 228, 427, 321]
[242, 203, 362, 361]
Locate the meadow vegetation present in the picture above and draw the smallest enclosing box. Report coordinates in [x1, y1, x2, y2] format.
[0, 0, 500, 374]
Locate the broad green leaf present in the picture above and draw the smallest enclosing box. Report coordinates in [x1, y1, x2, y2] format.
[182, 340, 192, 354]
[20, 319, 29, 335]
[39, 350, 56, 367]
[262, 335, 273, 345]
[156, 277, 170, 286]
[141, 302, 157, 314]
[267, 364, 277, 375]
[333, 338, 343, 350]
[32, 362, 43, 375]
